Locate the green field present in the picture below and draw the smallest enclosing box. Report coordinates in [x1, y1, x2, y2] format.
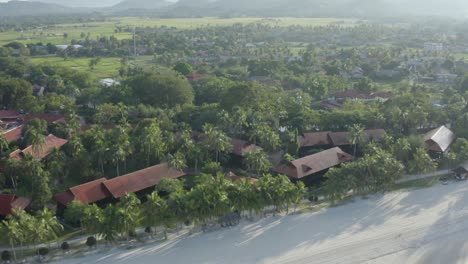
[0, 17, 357, 46]
[29, 56, 157, 79]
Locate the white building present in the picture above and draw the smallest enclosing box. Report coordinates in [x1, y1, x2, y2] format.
[424, 42, 444, 52]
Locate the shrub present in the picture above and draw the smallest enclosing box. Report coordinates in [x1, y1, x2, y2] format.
[144, 226, 152, 234]
[1, 250, 11, 261]
[86, 236, 97, 248]
[61, 242, 70, 251]
[37, 247, 49, 256]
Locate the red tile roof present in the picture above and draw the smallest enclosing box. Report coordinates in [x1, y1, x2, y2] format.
[10, 134, 68, 160]
[274, 147, 353, 179]
[53, 178, 111, 207]
[0, 110, 20, 120]
[103, 163, 186, 199]
[0, 194, 31, 216]
[231, 138, 263, 157]
[2, 126, 22, 143]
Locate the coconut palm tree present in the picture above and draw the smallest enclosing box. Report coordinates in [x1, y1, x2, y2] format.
[166, 152, 187, 171]
[144, 192, 167, 236]
[349, 124, 365, 158]
[201, 124, 232, 163]
[36, 207, 63, 247]
[244, 150, 272, 176]
[110, 124, 132, 176]
[89, 125, 108, 174]
[138, 120, 167, 166]
[116, 193, 141, 241]
[179, 130, 203, 173]
[29, 130, 46, 157]
[0, 135, 9, 155]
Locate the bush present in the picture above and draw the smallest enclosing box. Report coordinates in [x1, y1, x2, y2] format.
[86, 236, 97, 248]
[1, 250, 11, 261]
[37, 247, 49, 256]
[144, 226, 152, 234]
[61, 242, 70, 251]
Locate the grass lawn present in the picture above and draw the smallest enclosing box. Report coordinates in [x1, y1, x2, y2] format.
[29, 55, 157, 79]
[0, 17, 357, 46]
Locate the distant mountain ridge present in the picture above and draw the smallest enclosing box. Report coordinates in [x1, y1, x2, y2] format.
[1, 0, 467, 18]
[111, 0, 172, 11]
[0, 1, 73, 16]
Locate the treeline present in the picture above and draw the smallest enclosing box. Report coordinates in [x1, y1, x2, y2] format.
[0, 174, 305, 262]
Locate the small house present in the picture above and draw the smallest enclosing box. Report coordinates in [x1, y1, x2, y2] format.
[423, 126, 456, 158]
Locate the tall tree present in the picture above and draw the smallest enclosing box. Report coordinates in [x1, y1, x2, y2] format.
[348, 124, 365, 158]
[244, 150, 272, 176]
[201, 124, 232, 163]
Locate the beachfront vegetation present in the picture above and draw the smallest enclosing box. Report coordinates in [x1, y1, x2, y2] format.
[0, 13, 468, 261]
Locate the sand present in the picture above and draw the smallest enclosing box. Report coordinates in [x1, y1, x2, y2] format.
[55, 180, 468, 264]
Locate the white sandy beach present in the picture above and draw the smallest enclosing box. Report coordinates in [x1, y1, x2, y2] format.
[55, 180, 468, 264]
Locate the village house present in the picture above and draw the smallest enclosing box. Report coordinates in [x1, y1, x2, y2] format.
[423, 125, 456, 158]
[9, 134, 68, 161]
[300, 129, 386, 149]
[273, 147, 353, 185]
[53, 163, 186, 214]
[331, 89, 392, 104]
[0, 194, 31, 218]
[2, 126, 23, 143]
[230, 138, 263, 157]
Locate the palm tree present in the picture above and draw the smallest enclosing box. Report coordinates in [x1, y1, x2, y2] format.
[36, 208, 64, 247]
[117, 194, 141, 241]
[99, 205, 120, 243]
[166, 152, 187, 171]
[143, 192, 167, 236]
[244, 150, 272, 176]
[0, 135, 9, 155]
[202, 124, 232, 163]
[139, 120, 166, 166]
[179, 130, 202, 173]
[29, 130, 46, 157]
[349, 124, 365, 158]
[89, 126, 107, 174]
[81, 204, 103, 235]
[110, 124, 132, 176]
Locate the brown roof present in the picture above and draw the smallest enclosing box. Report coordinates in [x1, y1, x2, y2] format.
[103, 163, 186, 199]
[22, 114, 66, 124]
[274, 147, 353, 179]
[231, 138, 263, 157]
[53, 178, 110, 207]
[301, 129, 386, 148]
[2, 126, 22, 142]
[0, 110, 20, 120]
[424, 126, 456, 153]
[0, 194, 31, 216]
[12, 134, 68, 160]
[328, 132, 352, 146]
[300, 131, 332, 148]
[334, 89, 367, 100]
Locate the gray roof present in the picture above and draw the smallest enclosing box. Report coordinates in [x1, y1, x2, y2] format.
[423, 126, 456, 152]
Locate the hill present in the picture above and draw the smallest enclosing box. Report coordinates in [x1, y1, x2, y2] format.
[0, 1, 73, 17]
[31, 0, 120, 7]
[111, 0, 173, 12]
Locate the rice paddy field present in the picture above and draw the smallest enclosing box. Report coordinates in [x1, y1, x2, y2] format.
[0, 17, 358, 46]
[29, 56, 157, 79]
